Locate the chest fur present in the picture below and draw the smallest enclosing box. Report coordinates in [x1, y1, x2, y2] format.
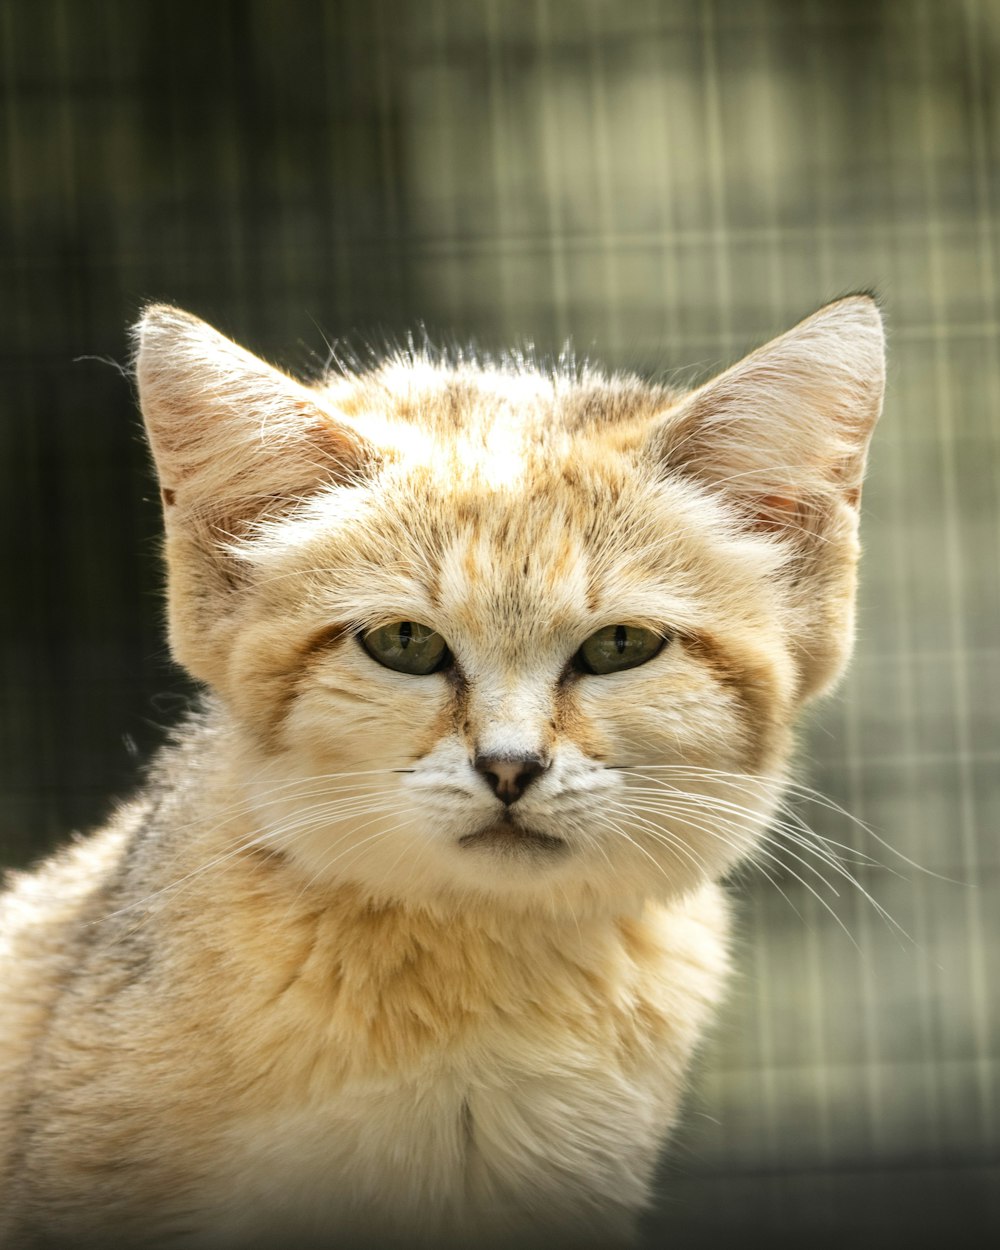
[176, 886, 729, 1245]
[17, 879, 728, 1246]
[207, 1051, 664, 1246]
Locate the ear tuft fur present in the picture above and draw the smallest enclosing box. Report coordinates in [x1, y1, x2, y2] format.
[648, 296, 885, 699]
[132, 305, 377, 685]
[649, 295, 884, 530]
[133, 305, 374, 530]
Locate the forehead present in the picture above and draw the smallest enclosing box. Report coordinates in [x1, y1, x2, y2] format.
[349, 453, 724, 654]
[249, 366, 782, 648]
[328, 356, 668, 443]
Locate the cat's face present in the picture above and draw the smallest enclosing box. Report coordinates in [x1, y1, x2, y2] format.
[135, 301, 884, 913]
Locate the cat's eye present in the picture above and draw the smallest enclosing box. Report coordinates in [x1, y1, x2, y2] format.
[360, 621, 450, 675]
[575, 625, 666, 675]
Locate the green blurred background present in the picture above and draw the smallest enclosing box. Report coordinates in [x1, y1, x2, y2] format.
[1, 0, 998, 1244]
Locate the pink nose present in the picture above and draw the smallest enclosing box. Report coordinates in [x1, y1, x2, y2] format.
[473, 754, 549, 805]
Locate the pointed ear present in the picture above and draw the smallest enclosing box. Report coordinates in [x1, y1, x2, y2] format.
[133, 306, 376, 686]
[647, 295, 885, 699]
[648, 295, 884, 530]
[134, 305, 374, 530]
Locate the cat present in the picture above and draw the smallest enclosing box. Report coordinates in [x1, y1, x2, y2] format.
[0, 295, 884, 1248]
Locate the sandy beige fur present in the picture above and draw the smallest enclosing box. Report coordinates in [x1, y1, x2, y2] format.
[0, 297, 884, 1247]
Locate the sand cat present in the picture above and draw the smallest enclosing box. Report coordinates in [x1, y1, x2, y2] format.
[0, 296, 884, 1247]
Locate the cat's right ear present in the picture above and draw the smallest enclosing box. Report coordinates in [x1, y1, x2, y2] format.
[133, 305, 375, 684]
[134, 305, 374, 530]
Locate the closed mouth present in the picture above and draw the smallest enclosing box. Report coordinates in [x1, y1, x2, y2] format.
[458, 820, 566, 854]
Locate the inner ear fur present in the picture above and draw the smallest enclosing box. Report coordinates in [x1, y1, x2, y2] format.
[648, 295, 886, 699]
[650, 295, 884, 529]
[133, 305, 377, 686]
[134, 305, 374, 532]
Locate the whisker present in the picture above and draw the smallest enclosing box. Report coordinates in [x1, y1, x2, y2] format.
[608, 769, 911, 942]
[633, 803, 863, 949]
[624, 763, 954, 882]
[640, 787, 903, 920]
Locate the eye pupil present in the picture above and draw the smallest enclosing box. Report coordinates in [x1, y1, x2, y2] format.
[399, 621, 413, 649]
[615, 625, 627, 654]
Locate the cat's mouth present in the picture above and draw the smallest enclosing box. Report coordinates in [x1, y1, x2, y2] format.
[459, 820, 566, 855]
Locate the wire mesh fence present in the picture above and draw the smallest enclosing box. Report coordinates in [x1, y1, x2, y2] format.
[1, 0, 997, 1242]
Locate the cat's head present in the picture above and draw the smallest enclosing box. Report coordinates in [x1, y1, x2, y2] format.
[134, 299, 883, 914]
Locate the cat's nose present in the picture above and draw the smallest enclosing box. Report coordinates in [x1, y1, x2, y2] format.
[473, 753, 549, 805]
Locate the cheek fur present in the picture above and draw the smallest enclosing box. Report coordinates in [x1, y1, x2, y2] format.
[278, 654, 454, 771]
[573, 647, 763, 773]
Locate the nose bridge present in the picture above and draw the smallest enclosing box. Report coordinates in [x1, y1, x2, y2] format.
[469, 676, 553, 760]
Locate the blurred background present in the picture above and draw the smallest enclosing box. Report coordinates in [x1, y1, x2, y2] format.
[1, 0, 998, 1244]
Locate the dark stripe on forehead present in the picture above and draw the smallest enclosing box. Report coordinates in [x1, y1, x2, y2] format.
[678, 629, 788, 773]
[248, 622, 356, 752]
[301, 621, 355, 657]
[676, 630, 742, 686]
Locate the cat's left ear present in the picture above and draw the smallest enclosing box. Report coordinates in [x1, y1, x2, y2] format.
[647, 295, 885, 698]
[648, 295, 884, 527]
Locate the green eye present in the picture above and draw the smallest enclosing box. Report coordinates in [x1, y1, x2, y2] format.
[360, 621, 450, 675]
[576, 625, 666, 675]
